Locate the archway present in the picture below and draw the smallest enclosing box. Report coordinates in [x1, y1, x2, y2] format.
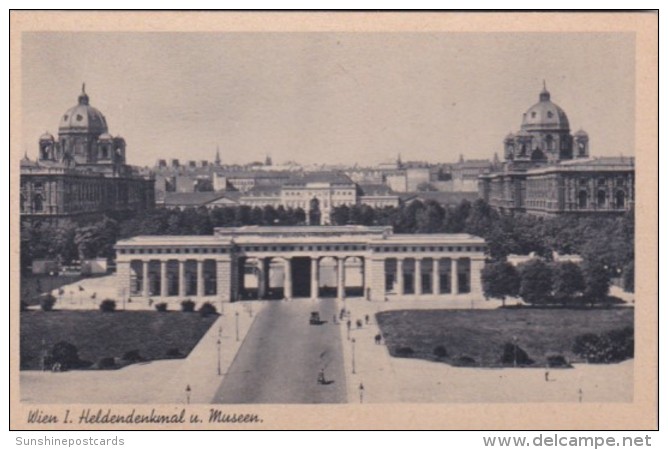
[597, 190, 607, 208]
[531, 148, 546, 162]
[578, 190, 588, 209]
[615, 190, 626, 209]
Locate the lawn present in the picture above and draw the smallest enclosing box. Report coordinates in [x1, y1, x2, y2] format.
[376, 307, 634, 367]
[20, 310, 217, 370]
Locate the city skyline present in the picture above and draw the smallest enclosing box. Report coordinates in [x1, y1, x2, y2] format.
[21, 32, 635, 167]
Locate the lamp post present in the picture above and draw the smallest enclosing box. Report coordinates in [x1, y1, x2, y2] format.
[185, 384, 191, 404]
[41, 338, 46, 372]
[235, 311, 239, 342]
[512, 335, 518, 368]
[351, 338, 356, 374]
[216, 337, 221, 376]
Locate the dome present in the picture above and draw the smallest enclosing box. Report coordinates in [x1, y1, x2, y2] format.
[574, 129, 588, 137]
[39, 131, 54, 141]
[98, 132, 113, 141]
[504, 132, 515, 141]
[58, 84, 108, 136]
[521, 84, 570, 132]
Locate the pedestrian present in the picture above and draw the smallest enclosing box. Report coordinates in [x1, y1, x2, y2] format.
[374, 334, 382, 345]
[346, 320, 351, 330]
[544, 371, 550, 382]
[356, 319, 363, 329]
[333, 314, 337, 324]
[365, 314, 370, 325]
[384, 296, 388, 302]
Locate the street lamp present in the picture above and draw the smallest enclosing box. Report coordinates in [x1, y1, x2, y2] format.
[351, 338, 356, 374]
[185, 384, 191, 404]
[512, 335, 518, 368]
[216, 337, 221, 376]
[235, 311, 239, 342]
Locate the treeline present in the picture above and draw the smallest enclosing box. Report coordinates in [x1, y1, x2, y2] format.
[21, 200, 634, 284]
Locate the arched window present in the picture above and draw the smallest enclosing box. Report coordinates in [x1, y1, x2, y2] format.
[531, 148, 546, 161]
[20, 194, 25, 212]
[545, 135, 554, 151]
[615, 191, 626, 209]
[101, 146, 109, 159]
[597, 190, 607, 208]
[33, 193, 43, 212]
[520, 144, 527, 157]
[578, 191, 588, 209]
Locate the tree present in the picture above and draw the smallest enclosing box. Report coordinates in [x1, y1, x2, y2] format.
[481, 261, 520, 307]
[518, 259, 553, 306]
[622, 262, 634, 293]
[552, 261, 585, 306]
[330, 205, 350, 225]
[415, 201, 445, 233]
[582, 260, 610, 306]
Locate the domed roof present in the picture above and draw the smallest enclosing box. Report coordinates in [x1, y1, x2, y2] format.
[39, 131, 54, 141]
[58, 84, 108, 136]
[98, 132, 113, 141]
[574, 128, 588, 137]
[504, 132, 515, 141]
[521, 84, 570, 132]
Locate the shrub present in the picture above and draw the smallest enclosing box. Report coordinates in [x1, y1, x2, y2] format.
[51, 341, 80, 370]
[500, 342, 534, 366]
[155, 302, 168, 312]
[433, 345, 448, 359]
[121, 350, 143, 363]
[181, 299, 195, 313]
[546, 353, 571, 368]
[99, 299, 116, 312]
[97, 357, 117, 369]
[453, 355, 476, 367]
[198, 302, 217, 317]
[165, 348, 184, 359]
[40, 295, 56, 312]
[573, 328, 634, 363]
[395, 346, 414, 357]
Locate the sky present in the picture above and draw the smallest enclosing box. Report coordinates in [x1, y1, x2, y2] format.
[21, 32, 635, 167]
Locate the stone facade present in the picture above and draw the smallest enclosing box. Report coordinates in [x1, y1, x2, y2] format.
[20, 85, 154, 222]
[478, 85, 634, 216]
[115, 225, 486, 306]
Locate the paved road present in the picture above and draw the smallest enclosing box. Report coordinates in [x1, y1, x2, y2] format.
[212, 298, 347, 403]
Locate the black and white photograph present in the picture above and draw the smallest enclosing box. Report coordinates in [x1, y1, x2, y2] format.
[9, 11, 657, 430]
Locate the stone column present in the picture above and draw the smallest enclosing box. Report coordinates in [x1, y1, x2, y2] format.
[284, 258, 292, 299]
[432, 258, 441, 295]
[397, 258, 404, 296]
[257, 259, 267, 299]
[178, 260, 186, 297]
[415, 258, 423, 296]
[337, 257, 345, 299]
[216, 259, 232, 303]
[160, 260, 168, 297]
[116, 260, 131, 300]
[310, 257, 319, 299]
[368, 258, 386, 301]
[197, 259, 205, 298]
[451, 258, 459, 295]
[142, 260, 150, 297]
[469, 257, 484, 296]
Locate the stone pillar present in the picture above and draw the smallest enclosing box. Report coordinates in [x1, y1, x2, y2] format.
[197, 259, 205, 298]
[337, 257, 345, 299]
[257, 259, 267, 299]
[368, 258, 386, 301]
[284, 258, 292, 299]
[469, 258, 484, 296]
[178, 260, 186, 297]
[451, 258, 459, 295]
[415, 258, 423, 296]
[310, 257, 319, 299]
[216, 259, 232, 303]
[116, 260, 131, 299]
[142, 260, 149, 297]
[160, 260, 168, 297]
[397, 258, 404, 296]
[432, 258, 441, 295]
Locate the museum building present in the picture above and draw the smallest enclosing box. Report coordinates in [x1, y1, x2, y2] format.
[115, 225, 486, 304]
[20, 85, 155, 222]
[478, 84, 634, 216]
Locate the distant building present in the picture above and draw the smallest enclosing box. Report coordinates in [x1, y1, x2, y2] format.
[479, 84, 634, 216]
[451, 156, 492, 192]
[20, 85, 154, 222]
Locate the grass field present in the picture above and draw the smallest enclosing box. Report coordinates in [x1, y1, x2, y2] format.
[376, 307, 634, 367]
[20, 310, 217, 370]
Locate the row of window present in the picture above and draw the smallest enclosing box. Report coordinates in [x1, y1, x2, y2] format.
[119, 244, 485, 255]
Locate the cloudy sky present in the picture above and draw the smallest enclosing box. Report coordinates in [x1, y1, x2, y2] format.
[21, 32, 635, 167]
